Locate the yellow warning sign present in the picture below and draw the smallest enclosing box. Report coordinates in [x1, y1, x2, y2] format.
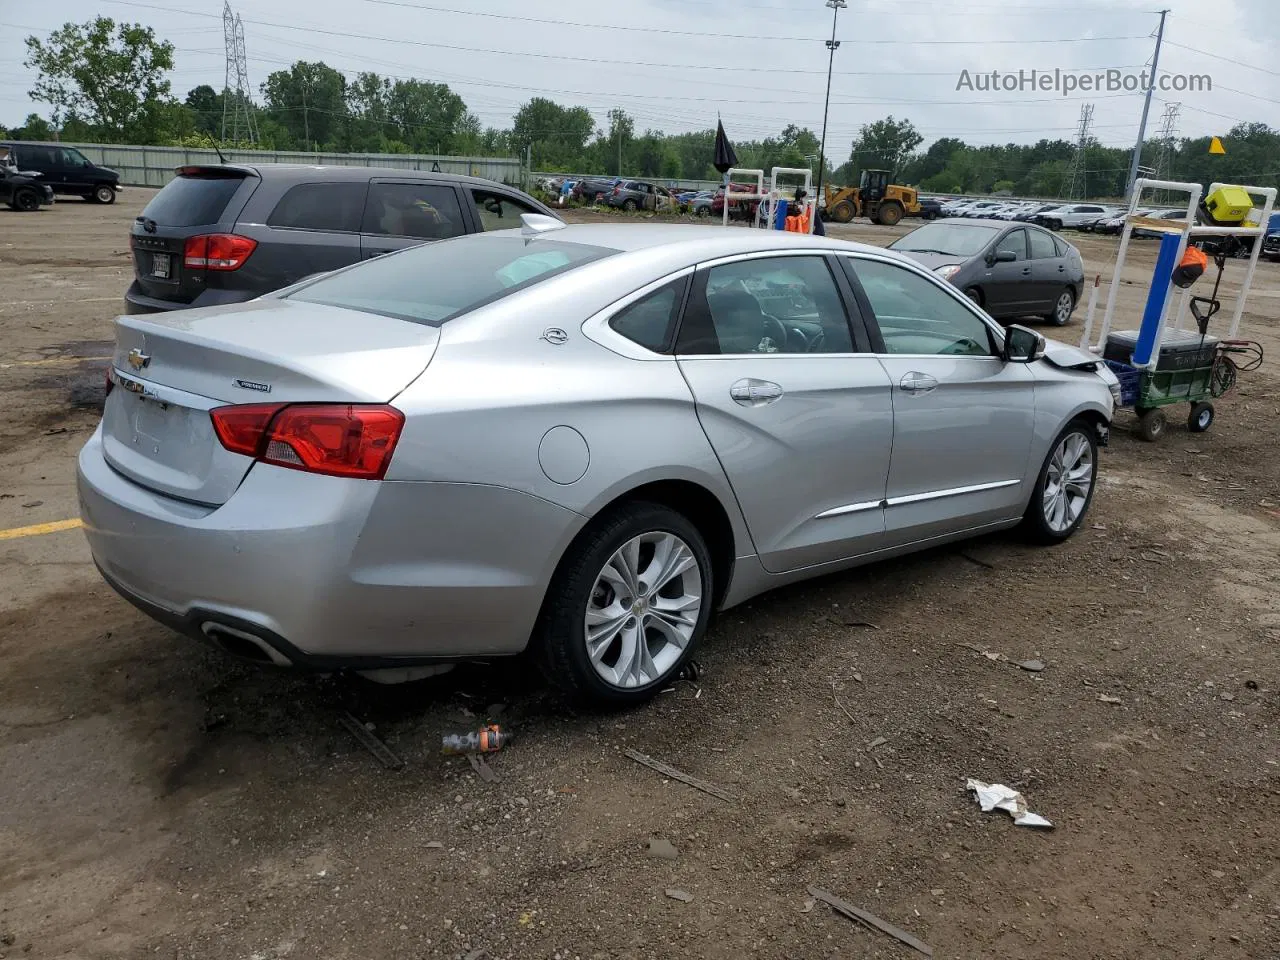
[1209, 136, 1226, 155]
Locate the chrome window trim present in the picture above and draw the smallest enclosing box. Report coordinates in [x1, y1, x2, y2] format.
[814, 478, 1021, 521]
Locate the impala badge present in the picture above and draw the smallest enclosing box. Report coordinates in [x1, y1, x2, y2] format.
[126, 348, 151, 370]
[540, 327, 568, 345]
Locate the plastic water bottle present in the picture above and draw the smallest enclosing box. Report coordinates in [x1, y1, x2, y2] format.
[441, 724, 510, 755]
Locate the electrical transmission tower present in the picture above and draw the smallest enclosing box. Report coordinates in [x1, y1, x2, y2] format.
[1153, 101, 1180, 199]
[1062, 103, 1095, 200]
[221, 2, 259, 145]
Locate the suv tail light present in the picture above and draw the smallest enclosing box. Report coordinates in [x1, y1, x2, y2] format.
[210, 403, 404, 480]
[184, 234, 257, 271]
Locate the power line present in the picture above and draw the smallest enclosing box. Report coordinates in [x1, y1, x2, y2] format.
[1162, 40, 1280, 78]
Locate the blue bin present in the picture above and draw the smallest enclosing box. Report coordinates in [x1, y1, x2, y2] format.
[1104, 359, 1142, 408]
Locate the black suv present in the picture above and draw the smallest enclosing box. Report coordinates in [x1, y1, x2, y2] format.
[126, 165, 559, 314]
[0, 142, 120, 203]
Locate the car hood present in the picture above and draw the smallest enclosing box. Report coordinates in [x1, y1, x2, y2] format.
[891, 250, 965, 270]
[1042, 340, 1102, 370]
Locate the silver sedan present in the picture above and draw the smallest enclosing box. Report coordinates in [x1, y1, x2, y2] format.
[78, 219, 1118, 706]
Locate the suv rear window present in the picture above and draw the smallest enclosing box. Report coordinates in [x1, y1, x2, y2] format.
[141, 173, 246, 227]
[285, 235, 617, 325]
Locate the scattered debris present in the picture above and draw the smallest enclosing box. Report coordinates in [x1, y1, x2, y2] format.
[1017, 659, 1046, 673]
[1246, 680, 1259, 690]
[425, 841, 444, 849]
[852, 672, 863, 683]
[966, 779, 1053, 829]
[647, 837, 679, 860]
[624, 748, 738, 803]
[807, 885, 934, 957]
[664, 888, 694, 903]
[677, 659, 702, 683]
[960, 552, 996, 570]
[442, 725, 509, 755]
[336, 710, 405, 770]
[21, 500, 42, 508]
[832, 680, 857, 724]
[800, 897, 815, 913]
[866, 736, 888, 751]
[463, 949, 488, 960]
[467, 754, 500, 783]
[1099, 694, 1123, 704]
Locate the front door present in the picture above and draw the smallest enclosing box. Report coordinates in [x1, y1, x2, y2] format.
[674, 253, 893, 573]
[982, 227, 1032, 317]
[359, 179, 468, 259]
[843, 255, 1037, 548]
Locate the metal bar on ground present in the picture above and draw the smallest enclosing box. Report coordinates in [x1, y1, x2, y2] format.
[623, 748, 737, 803]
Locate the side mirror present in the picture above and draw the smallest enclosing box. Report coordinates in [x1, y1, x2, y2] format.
[1003, 324, 1046, 363]
[991, 249, 1017, 264]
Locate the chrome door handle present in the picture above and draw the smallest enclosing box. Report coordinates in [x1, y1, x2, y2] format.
[730, 378, 784, 406]
[1021, 267, 1032, 275]
[898, 372, 938, 395]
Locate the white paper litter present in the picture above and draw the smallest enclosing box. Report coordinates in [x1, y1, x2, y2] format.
[966, 778, 1054, 829]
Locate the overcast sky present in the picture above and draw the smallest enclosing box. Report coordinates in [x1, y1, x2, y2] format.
[1, 0, 1277, 157]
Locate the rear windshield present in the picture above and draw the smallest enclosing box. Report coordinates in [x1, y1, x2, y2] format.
[140, 174, 246, 226]
[284, 235, 617, 325]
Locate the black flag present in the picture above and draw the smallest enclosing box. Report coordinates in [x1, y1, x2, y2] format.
[713, 119, 738, 174]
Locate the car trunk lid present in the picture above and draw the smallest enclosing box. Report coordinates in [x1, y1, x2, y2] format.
[102, 299, 440, 505]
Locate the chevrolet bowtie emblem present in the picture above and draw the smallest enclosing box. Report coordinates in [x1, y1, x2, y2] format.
[127, 348, 151, 370]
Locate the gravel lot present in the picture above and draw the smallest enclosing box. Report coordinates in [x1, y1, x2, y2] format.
[1, 191, 1278, 959]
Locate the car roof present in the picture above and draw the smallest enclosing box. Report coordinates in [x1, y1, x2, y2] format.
[513, 222, 890, 259]
[178, 162, 524, 190]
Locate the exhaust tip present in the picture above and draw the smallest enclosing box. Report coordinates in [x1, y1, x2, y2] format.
[200, 621, 293, 667]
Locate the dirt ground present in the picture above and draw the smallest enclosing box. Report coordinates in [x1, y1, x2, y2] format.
[1, 191, 1278, 960]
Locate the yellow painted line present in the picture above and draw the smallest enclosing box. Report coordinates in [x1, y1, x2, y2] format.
[0, 356, 111, 369]
[0, 518, 83, 541]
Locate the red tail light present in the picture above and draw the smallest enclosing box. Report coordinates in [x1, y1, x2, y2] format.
[612, 185, 621, 195]
[210, 403, 404, 480]
[184, 233, 257, 271]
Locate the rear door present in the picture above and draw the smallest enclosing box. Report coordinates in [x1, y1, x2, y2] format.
[841, 254, 1036, 547]
[1026, 227, 1067, 310]
[360, 179, 469, 259]
[130, 168, 259, 307]
[674, 252, 894, 573]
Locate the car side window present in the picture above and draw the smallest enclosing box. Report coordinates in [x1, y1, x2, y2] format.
[851, 258, 995, 358]
[609, 278, 686, 352]
[267, 182, 366, 233]
[361, 182, 465, 241]
[995, 229, 1027, 260]
[1028, 229, 1058, 260]
[471, 189, 538, 231]
[676, 256, 855, 356]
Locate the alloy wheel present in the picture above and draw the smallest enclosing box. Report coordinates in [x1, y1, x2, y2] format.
[1055, 291, 1073, 325]
[583, 531, 703, 689]
[1042, 431, 1093, 533]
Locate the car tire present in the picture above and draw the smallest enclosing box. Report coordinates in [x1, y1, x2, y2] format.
[964, 287, 983, 306]
[1021, 419, 1098, 544]
[696, 206, 710, 217]
[829, 199, 856, 223]
[1045, 287, 1075, 326]
[535, 501, 713, 707]
[1048, 219, 1062, 231]
[1187, 401, 1214, 433]
[10, 188, 40, 212]
[622, 199, 637, 212]
[91, 184, 116, 204]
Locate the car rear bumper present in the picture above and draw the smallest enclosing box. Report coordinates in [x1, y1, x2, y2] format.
[77, 425, 585, 666]
[124, 281, 259, 315]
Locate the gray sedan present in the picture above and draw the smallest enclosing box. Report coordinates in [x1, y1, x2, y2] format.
[889, 219, 1085, 326]
[78, 220, 1117, 706]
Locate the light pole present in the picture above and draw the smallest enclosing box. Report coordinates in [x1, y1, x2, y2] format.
[815, 0, 846, 205]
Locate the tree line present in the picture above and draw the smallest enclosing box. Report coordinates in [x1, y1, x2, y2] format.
[6, 16, 1277, 199]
